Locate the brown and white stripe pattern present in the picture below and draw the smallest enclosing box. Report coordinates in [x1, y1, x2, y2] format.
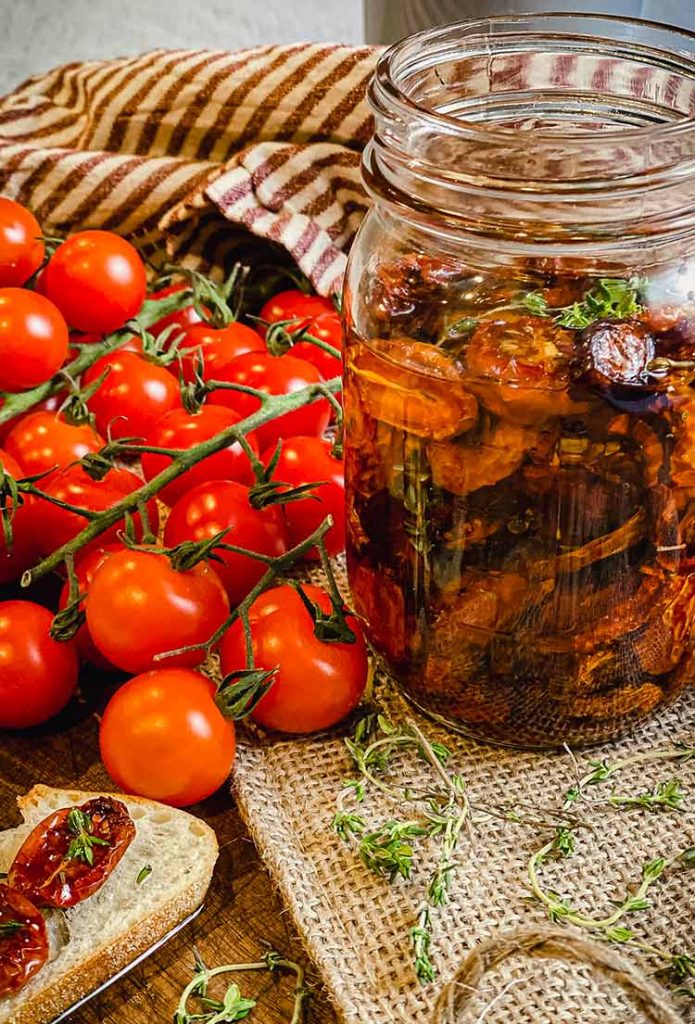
[0, 44, 380, 294]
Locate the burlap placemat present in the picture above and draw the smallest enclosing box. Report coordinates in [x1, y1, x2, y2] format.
[232, 576, 695, 1024]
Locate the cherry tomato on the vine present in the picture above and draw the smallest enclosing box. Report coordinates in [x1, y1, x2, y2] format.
[140, 405, 258, 505]
[99, 668, 236, 806]
[34, 464, 158, 557]
[0, 449, 40, 584]
[8, 796, 135, 908]
[0, 600, 79, 728]
[164, 480, 287, 607]
[263, 436, 345, 558]
[0, 197, 44, 288]
[0, 391, 65, 445]
[219, 584, 367, 734]
[0, 289, 69, 391]
[58, 544, 122, 670]
[177, 320, 264, 384]
[0, 885, 48, 997]
[258, 289, 335, 338]
[5, 412, 103, 479]
[208, 351, 330, 450]
[83, 350, 180, 440]
[41, 230, 146, 334]
[288, 311, 343, 380]
[86, 548, 229, 673]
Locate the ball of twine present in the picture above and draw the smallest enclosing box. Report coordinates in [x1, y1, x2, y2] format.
[432, 927, 682, 1024]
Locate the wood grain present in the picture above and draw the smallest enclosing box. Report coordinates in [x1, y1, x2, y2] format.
[0, 682, 339, 1024]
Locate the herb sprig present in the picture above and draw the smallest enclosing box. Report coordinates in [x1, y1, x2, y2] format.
[67, 808, 110, 866]
[334, 710, 695, 992]
[175, 949, 309, 1024]
[0, 920, 23, 938]
[520, 276, 646, 329]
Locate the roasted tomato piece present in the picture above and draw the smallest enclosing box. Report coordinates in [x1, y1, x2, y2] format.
[465, 312, 580, 424]
[0, 885, 48, 997]
[574, 319, 656, 388]
[348, 339, 477, 441]
[428, 420, 536, 495]
[8, 797, 135, 908]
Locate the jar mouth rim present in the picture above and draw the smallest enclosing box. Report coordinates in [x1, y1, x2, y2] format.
[374, 12, 695, 146]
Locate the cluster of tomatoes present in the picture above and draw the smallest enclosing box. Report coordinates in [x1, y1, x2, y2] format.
[0, 197, 368, 808]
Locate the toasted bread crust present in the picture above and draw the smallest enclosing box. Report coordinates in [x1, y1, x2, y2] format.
[1, 786, 218, 1024]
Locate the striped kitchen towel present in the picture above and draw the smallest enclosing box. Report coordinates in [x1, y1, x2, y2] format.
[0, 44, 379, 295]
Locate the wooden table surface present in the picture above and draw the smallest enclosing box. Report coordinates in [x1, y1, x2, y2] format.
[0, 671, 339, 1024]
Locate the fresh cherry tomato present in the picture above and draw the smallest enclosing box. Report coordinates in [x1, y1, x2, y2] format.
[0, 601, 79, 728]
[5, 412, 103, 479]
[164, 480, 287, 607]
[0, 391, 65, 445]
[86, 548, 229, 673]
[148, 282, 203, 341]
[288, 312, 343, 380]
[58, 544, 122, 671]
[0, 449, 40, 584]
[0, 884, 48, 996]
[83, 350, 180, 440]
[263, 436, 345, 558]
[0, 289, 68, 391]
[177, 320, 264, 383]
[0, 198, 44, 288]
[8, 797, 135, 908]
[208, 351, 330, 450]
[258, 289, 335, 338]
[34, 464, 158, 557]
[99, 668, 236, 806]
[220, 583, 367, 734]
[140, 405, 258, 505]
[41, 230, 146, 334]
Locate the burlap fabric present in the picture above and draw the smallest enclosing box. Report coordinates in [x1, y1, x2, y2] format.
[1, 43, 693, 1024]
[233, 638, 695, 1024]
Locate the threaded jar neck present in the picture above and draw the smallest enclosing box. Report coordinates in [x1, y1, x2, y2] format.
[365, 14, 695, 247]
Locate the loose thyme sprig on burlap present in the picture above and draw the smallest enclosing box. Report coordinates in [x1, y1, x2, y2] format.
[333, 709, 695, 992]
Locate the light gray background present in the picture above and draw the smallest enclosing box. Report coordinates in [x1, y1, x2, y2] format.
[0, 0, 363, 96]
[1, 0, 693, 98]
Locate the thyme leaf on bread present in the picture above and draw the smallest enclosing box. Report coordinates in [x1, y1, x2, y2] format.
[66, 808, 110, 866]
[0, 920, 23, 937]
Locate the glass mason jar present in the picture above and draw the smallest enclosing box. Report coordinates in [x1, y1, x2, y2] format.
[343, 14, 695, 748]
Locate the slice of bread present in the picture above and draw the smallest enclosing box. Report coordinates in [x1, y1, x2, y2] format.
[0, 784, 218, 1024]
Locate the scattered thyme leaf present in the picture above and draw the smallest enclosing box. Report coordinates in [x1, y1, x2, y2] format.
[136, 865, 152, 885]
[0, 920, 23, 938]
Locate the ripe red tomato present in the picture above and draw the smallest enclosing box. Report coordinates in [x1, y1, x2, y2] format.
[258, 290, 335, 338]
[34, 464, 158, 557]
[164, 480, 287, 607]
[0, 885, 48, 997]
[83, 350, 180, 440]
[140, 405, 258, 505]
[208, 352, 330, 450]
[41, 230, 146, 334]
[263, 436, 345, 558]
[8, 797, 135, 908]
[0, 392, 65, 445]
[148, 282, 203, 341]
[0, 601, 79, 728]
[219, 584, 367, 734]
[99, 668, 236, 806]
[289, 311, 343, 380]
[86, 548, 229, 673]
[0, 198, 44, 288]
[0, 449, 40, 584]
[58, 544, 122, 670]
[177, 320, 264, 383]
[0, 289, 68, 391]
[5, 412, 103, 479]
